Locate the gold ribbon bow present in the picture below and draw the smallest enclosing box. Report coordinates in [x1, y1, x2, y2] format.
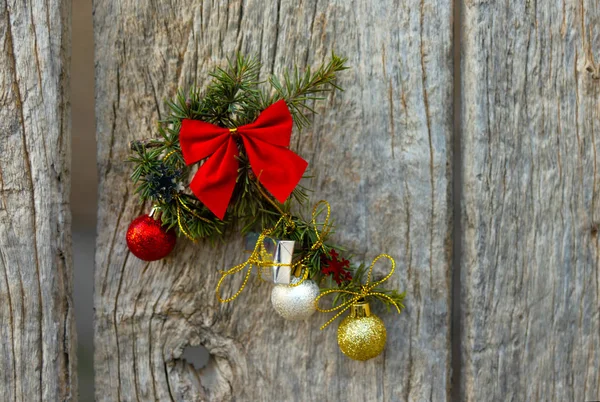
[215, 199, 333, 303]
[315, 254, 402, 330]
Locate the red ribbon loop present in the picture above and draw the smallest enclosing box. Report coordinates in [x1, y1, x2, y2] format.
[179, 100, 308, 219]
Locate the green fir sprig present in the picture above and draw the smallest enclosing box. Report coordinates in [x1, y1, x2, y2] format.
[129, 52, 406, 318]
[129, 53, 348, 241]
[266, 54, 349, 129]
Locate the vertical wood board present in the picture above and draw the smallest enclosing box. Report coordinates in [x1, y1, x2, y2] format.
[461, 0, 600, 400]
[0, 0, 76, 401]
[93, 1, 453, 400]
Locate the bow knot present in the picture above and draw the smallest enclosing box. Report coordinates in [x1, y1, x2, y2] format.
[229, 127, 239, 139]
[179, 100, 308, 219]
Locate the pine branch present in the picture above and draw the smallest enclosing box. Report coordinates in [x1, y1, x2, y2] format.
[202, 54, 263, 127]
[129, 53, 346, 241]
[266, 52, 349, 129]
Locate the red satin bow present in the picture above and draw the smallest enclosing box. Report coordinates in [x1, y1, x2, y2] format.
[179, 100, 308, 219]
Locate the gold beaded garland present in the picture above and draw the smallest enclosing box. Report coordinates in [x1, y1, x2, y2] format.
[337, 302, 387, 361]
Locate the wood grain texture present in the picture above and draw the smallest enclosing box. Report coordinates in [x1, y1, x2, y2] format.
[93, 1, 453, 400]
[0, 0, 76, 401]
[461, 0, 600, 400]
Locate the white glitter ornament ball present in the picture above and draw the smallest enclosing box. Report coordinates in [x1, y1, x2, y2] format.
[271, 278, 320, 320]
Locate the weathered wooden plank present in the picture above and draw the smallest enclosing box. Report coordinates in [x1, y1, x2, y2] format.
[93, 0, 453, 400]
[461, 0, 600, 400]
[0, 0, 76, 401]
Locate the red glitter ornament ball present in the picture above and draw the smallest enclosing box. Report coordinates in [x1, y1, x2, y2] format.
[126, 214, 176, 261]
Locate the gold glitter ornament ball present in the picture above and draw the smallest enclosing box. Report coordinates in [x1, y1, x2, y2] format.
[337, 302, 387, 361]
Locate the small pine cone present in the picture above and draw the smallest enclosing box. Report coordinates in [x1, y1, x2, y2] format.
[248, 170, 256, 181]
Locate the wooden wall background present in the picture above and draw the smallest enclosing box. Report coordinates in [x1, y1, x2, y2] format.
[93, 0, 452, 400]
[1, 0, 599, 400]
[461, 0, 600, 400]
[0, 0, 76, 400]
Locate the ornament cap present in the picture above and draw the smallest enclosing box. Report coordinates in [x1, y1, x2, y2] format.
[292, 262, 303, 278]
[350, 301, 371, 318]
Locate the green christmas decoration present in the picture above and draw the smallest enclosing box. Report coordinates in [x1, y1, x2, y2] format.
[127, 53, 405, 360]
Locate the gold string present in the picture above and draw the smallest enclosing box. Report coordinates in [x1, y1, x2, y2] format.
[286, 200, 331, 287]
[161, 144, 212, 236]
[307, 200, 331, 254]
[216, 215, 288, 302]
[163, 149, 177, 161]
[176, 195, 213, 224]
[176, 202, 195, 241]
[215, 199, 333, 300]
[161, 146, 207, 238]
[315, 254, 401, 330]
